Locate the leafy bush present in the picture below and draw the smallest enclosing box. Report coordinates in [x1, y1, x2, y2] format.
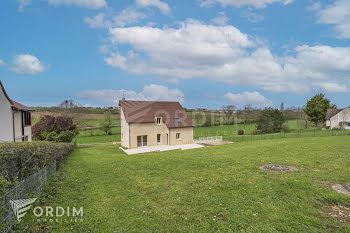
[252, 130, 260, 135]
[45, 130, 76, 143]
[33, 115, 78, 142]
[54, 130, 77, 142]
[99, 112, 113, 135]
[32, 115, 56, 140]
[202, 116, 214, 127]
[0, 142, 74, 183]
[0, 142, 74, 231]
[282, 123, 291, 133]
[256, 108, 285, 133]
[238, 130, 244, 135]
[46, 131, 58, 141]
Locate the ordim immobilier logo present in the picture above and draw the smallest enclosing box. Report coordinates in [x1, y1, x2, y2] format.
[10, 198, 37, 222]
[10, 198, 84, 223]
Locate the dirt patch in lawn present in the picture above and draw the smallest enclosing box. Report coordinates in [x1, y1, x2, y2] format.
[326, 204, 350, 225]
[332, 184, 350, 197]
[260, 164, 298, 172]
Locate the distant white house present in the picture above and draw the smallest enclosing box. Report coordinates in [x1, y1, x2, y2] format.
[0, 81, 33, 142]
[326, 107, 350, 130]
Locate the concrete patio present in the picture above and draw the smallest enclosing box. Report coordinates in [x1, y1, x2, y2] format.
[120, 144, 204, 155]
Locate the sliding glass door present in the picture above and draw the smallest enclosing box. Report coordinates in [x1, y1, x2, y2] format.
[137, 135, 148, 147]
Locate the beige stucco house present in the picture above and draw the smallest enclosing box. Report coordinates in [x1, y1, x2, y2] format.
[119, 100, 194, 149]
[326, 107, 350, 130]
[0, 81, 33, 142]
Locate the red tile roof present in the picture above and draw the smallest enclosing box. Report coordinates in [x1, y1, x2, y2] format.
[119, 100, 194, 128]
[0, 80, 33, 111]
[326, 108, 343, 120]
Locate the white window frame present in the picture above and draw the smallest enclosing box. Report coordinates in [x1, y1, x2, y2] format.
[176, 133, 181, 140]
[156, 117, 162, 125]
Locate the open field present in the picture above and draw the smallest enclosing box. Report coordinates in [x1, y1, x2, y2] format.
[77, 126, 121, 144]
[194, 120, 315, 136]
[31, 112, 120, 126]
[75, 120, 322, 145]
[22, 136, 350, 232]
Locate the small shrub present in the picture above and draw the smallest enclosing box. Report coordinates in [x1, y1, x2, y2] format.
[202, 117, 213, 127]
[252, 130, 260, 135]
[46, 131, 58, 141]
[238, 130, 244, 135]
[256, 108, 285, 133]
[33, 115, 78, 141]
[54, 130, 77, 143]
[32, 115, 56, 140]
[282, 123, 291, 133]
[99, 112, 113, 135]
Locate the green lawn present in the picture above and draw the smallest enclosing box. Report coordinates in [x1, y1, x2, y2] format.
[78, 119, 120, 128]
[22, 136, 350, 232]
[194, 120, 315, 137]
[77, 126, 121, 144]
[76, 120, 316, 144]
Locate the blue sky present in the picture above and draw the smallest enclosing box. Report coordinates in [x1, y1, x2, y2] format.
[0, 0, 350, 109]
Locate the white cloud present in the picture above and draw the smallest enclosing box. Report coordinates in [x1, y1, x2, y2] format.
[84, 9, 147, 29]
[10, 54, 45, 75]
[103, 20, 350, 94]
[0, 59, 5, 66]
[307, 2, 321, 11]
[84, 13, 110, 28]
[211, 12, 229, 25]
[313, 82, 349, 93]
[112, 8, 147, 27]
[17, 0, 31, 12]
[76, 84, 184, 106]
[135, 0, 170, 14]
[316, 0, 350, 38]
[224, 91, 273, 108]
[46, 0, 107, 9]
[240, 10, 264, 23]
[200, 0, 293, 8]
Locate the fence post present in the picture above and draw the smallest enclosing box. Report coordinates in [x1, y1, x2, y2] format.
[332, 129, 333, 136]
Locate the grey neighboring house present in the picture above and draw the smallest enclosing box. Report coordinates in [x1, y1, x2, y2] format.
[0, 80, 33, 142]
[326, 107, 350, 130]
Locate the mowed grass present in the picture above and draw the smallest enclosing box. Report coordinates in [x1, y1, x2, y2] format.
[23, 136, 350, 232]
[77, 126, 121, 144]
[76, 120, 316, 144]
[78, 119, 120, 128]
[193, 120, 315, 137]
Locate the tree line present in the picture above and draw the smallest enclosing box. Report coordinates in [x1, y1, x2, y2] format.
[219, 93, 336, 134]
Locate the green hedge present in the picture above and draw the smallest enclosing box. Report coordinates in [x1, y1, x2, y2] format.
[0, 142, 74, 183]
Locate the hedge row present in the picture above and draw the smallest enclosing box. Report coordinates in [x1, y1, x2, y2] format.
[0, 142, 74, 183]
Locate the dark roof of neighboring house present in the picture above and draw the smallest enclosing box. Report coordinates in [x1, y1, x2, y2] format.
[0, 80, 33, 111]
[326, 108, 343, 120]
[119, 100, 194, 128]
